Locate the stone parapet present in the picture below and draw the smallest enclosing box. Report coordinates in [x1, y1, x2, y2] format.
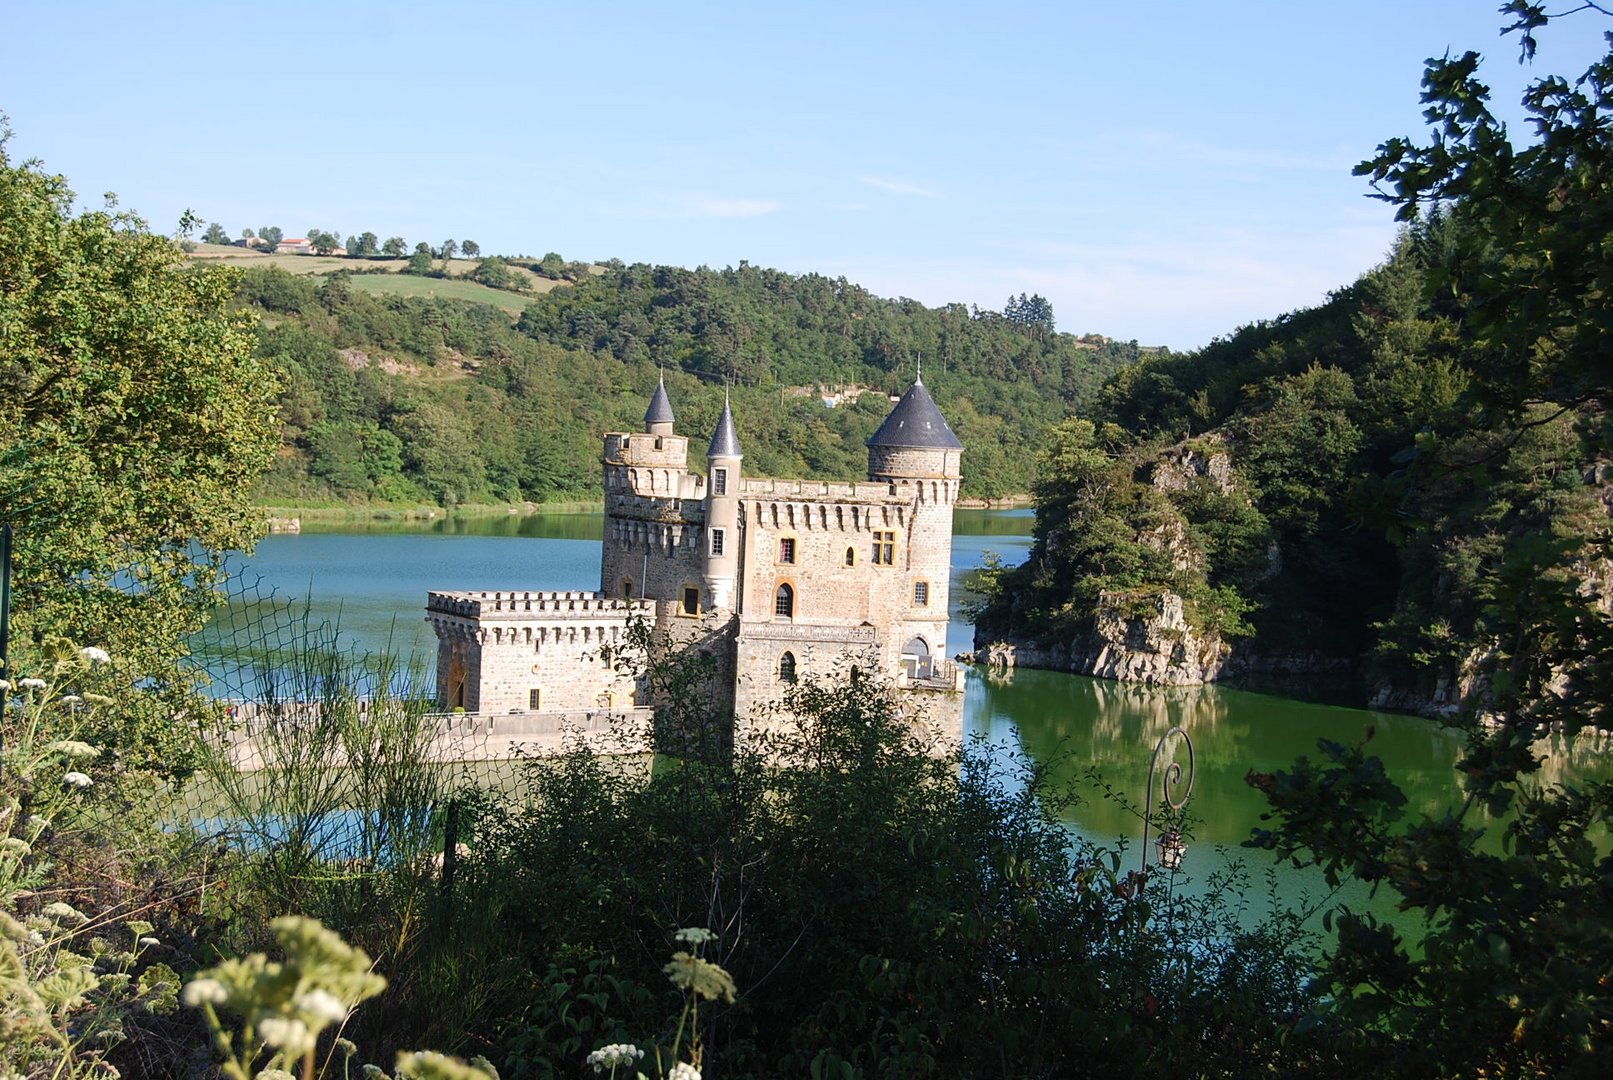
[427, 590, 652, 621]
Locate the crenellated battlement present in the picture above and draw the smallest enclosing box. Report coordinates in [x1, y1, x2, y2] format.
[427, 590, 653, 620]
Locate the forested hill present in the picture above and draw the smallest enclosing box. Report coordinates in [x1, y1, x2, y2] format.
[972, 209, 1611, 710]
[241, 261, 1142, 507]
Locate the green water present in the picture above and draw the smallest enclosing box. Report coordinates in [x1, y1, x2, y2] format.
[208, 508, 1606, 928]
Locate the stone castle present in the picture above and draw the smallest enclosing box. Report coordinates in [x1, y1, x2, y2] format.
[426, 376, 965, 725]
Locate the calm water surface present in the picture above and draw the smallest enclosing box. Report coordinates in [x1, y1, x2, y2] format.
[207, 509, 1604, 928]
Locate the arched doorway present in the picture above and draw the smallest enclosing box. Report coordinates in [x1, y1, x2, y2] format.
[900, 636, 932, 680]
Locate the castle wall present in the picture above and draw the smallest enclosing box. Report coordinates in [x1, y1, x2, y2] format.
[427, 591, 648, 715]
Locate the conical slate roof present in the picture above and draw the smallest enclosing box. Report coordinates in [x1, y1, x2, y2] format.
[644, 376, 675, 427]
[866, 377, 963, 450]
[708, 397, 742, 458]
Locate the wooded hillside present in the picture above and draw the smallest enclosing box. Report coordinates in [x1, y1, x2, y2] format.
[241, 263, 1141, 506]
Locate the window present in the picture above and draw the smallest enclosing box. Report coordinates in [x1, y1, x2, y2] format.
[682, 587, 700, 616]
[913, 581, 929, 606]
[713, 467, 727, 495]
[654, 436, 663, 450]
[620, 578, 634, 599]
[711, 528, 725, 556]
[873, 530, 896, 566]
[779, 652, 797, 683]
[528, 688, 541, 710]
[779, 537, 796, 564]
[844, 546, 856, 567]
[774, 583, 794, 618]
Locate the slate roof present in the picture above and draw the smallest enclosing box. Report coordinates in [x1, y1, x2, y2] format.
[866, 378, 963, 450]
[644, 377, 675, 426]
[708, 398, 743, 458]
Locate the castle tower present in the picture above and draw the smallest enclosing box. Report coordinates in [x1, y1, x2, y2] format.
[703, 393, 743, 612]
[865, 374, 963, 680]
[600, 378, 696, 601]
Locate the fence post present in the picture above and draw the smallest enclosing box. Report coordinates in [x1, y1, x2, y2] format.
[438, 796, 461, 929]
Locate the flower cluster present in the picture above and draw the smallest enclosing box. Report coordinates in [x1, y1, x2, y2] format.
[181, 916, 386, 1070]
[585, 1042, 644, 1073]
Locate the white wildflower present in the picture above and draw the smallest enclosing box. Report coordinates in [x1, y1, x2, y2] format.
[59, 694, 82, 705]
[179, 977, 228, 1006]
[256, 1070, 297, 1080]
[46, 740, 99, 759]
[138, 936, 160, 948]
[0, 679, 9, 691]
[79, 646, 111, 665]
[62, 771, 94, 789]
[295, 988, 349, 1025]
[667, 1063, 701, 1080]
[18, 678, 46, 691]
[586, 1043, 644, 1072]
[42, 901, 88, 926]
[674, 927, 717, 946]
[256, 1016, 313, 1055]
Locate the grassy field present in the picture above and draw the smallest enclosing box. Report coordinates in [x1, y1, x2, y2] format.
[345, 274, 537, 313]
[188, 247, 563, 291]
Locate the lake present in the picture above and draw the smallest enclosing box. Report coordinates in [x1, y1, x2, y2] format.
[200, 508, 1600, 928]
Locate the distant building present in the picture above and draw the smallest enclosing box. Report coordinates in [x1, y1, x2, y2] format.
[427, 376, 966, 726]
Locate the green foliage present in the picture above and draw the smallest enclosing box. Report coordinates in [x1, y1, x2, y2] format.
[0, 123, 282, 773]
[433, 673, 1327, 1078]
[237, 259, 1140, 508]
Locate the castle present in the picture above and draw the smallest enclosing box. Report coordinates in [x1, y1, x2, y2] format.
[426, 376, 964, 726]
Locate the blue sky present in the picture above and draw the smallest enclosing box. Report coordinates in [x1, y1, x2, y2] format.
[3, 2, 1607, 349]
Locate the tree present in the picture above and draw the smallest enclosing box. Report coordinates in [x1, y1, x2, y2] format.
[355, 230, 379, 257]
[258, 225, 283, 247]
[439, 238, 457, 262]
[404, 246, 435, 276]
[1251, 12, 1613, 1076]
[382, 236, 405, 257]
[0, 123, 282, 771]
[307, 228, 339, 255]
[201, 222, 229, 245]
[459, 239, 480, 258]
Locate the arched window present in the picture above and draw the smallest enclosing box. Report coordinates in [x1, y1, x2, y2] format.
[844, 546, 855, 567]
[779, 651, 797, 683]
[774, 582, 794, 619]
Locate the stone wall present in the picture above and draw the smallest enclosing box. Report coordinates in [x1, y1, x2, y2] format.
[427, 590, 648, 714]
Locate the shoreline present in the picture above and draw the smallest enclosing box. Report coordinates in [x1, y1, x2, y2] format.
[260, 493, 1032, 524]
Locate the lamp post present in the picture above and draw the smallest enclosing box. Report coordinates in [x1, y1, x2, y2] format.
[1140, 725, 1195, 876]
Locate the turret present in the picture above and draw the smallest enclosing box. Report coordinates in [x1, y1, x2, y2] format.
[703, 393, 743, 612]
[865, 374, 963, 487]
[645, 373, 675, 437]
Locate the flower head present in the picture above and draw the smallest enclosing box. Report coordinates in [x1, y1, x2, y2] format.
[257, 1016, 313, 1056]
[179, 977, 228, 1006]
[18, 678, 46, 691]
[674, 927, 717, 947]
[586, 1043, 644, 1072]
[62, 771, 93, 790]
[664, 951, 737, 1003]
[47, 740, 99, 759]
[79, 646, 111, 665]
[667, 1063, 701, 1080]
[295, 988, 349, 1025]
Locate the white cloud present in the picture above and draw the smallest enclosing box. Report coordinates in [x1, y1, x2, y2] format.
[860, 176, 941, 198]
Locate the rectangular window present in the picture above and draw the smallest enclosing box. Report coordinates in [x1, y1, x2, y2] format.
[528, 688, 541, 711]
[913, 581, 929, 606]
[779, 537, 796, 564]
[713, 467, 727, 495]
[711, 528, 724, 556]
[873, 530, 895, 566]
[682, 587, 700, 616]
